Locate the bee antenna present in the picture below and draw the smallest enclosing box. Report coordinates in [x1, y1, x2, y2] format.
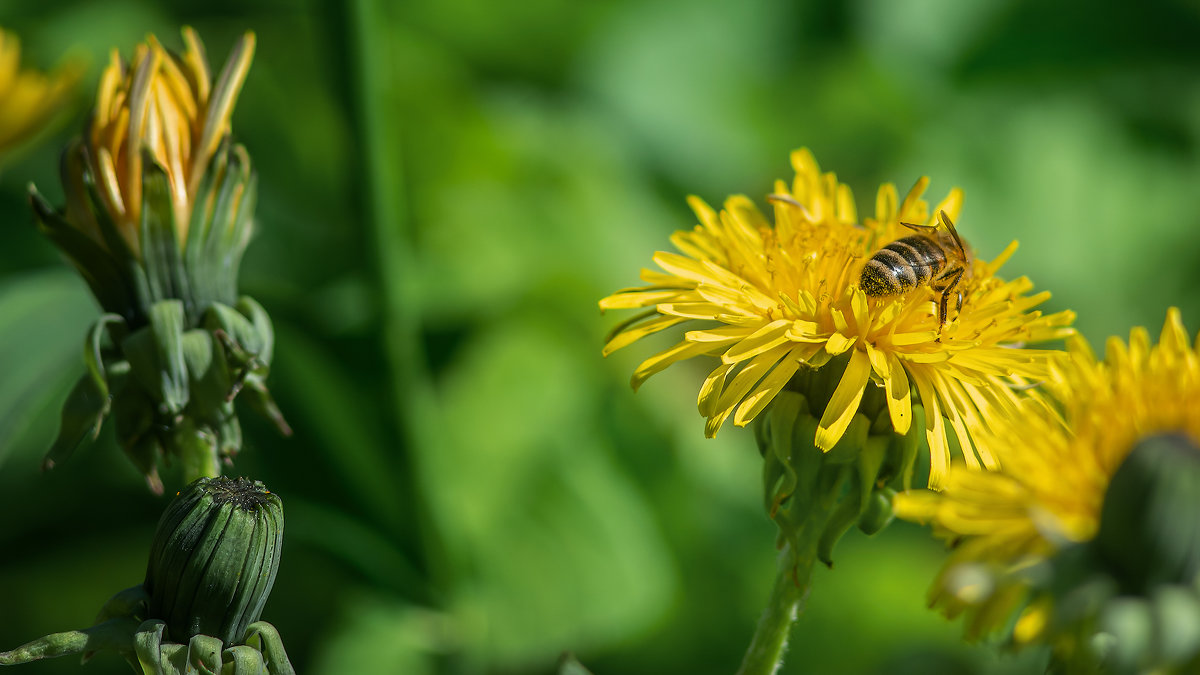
[767, 193, 814, 220]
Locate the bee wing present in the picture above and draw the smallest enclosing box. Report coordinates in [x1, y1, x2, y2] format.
[936, 210, 968, 259]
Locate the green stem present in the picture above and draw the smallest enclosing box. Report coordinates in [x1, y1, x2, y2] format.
[736, 543, 815, 675]
[345, 0, 452, 594]
[0, 618, 139, 665]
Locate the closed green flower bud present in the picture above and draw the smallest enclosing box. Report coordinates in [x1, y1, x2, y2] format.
[144, 477, 283, 646]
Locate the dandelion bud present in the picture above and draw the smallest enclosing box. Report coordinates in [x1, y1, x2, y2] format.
[144, 477, 283, 645]
[30, 28, 289, 489]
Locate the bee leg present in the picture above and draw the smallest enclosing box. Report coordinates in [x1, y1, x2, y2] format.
[934, 267, 965, 341]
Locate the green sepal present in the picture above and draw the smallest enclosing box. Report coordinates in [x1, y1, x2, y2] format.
[211, 146, 256, 304]
[821, 411, 870, 465]
[174, 419, 221, 482]
[135, 619, 171, 675]
[122, 300, 190, 415]
[884, 403, 924, 490]
[857, 487, 896, 535]
[70, 143, 138, 270]
[240, 378, 292, 437]
[186, 140, 256, 310]
[29, 183, 135, 318]
[75, 143, 158, 324]
[241, 623, 294, 675]
[212, 401, 243, 460]
[235, 297, 274, 369]
[181, 329, 225, 409]
[221, 645, 266, 674]
[44, 372, 110, 470]
[111, 371, 165, 493]
[205, 302, 266, 374]
[759, 391, 807, 517]
[855, 430, 888, 513]
[92, 585, 149, 627]
[44, 314, 127, 468]
[813, 413, 874, 566]
[817, 482, 861, 568]
[139, 156, 193, 318]
[185, 634, 225, 674]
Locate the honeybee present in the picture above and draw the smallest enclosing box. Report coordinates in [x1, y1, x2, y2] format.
[859, 210, 972, 331]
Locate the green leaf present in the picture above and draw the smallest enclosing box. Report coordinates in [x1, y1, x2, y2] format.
[0, 270, 97, 467]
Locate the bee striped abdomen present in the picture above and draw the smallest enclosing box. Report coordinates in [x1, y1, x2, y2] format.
[859, 235, 947, 298]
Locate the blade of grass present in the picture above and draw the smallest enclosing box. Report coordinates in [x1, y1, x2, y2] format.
[344, 0, 453, 596]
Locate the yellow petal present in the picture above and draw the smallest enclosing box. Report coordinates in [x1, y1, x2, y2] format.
[698, 362, 734, 417]
[911, 369, 949, 489]
[721, 319, 791, 364]
[599, 287, 686, 310]
[815, 349, 871, 450]
[631, 341, 712, 390]
[884, 351, 912, 435]
[602, 314, 686, 356]
[653, 251, 745, 288]
[825, 332, 856, 355]
[875, 182, 898, 223]
[734, 345, 806, 426]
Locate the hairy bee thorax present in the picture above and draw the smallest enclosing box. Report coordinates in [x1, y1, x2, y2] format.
[857, 211, 971, 330]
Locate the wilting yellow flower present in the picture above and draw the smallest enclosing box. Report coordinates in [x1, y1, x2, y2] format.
[81, 27, 254, 256]
[601, 149, 1073, 487]
[0, 28, 81, 160]
[30, 28, 285, 491]
[894, 308, 1200, 643]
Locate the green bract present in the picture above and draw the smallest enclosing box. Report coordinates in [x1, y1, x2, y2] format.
[755, 355, 921, 569]
[31, 139, 288, 491]
[0, 477, 291, 674]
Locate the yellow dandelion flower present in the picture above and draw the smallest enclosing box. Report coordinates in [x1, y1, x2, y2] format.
[600, 149, 1074, 487]
[0, 28, 81, 160]
[80, 27, 254, 256]
[894, 308, 1200, 645]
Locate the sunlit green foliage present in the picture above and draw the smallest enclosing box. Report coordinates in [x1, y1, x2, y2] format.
[1, 0, 1198, 673]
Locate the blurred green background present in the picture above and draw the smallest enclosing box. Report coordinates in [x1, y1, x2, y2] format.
[2, 0, 1199, 673]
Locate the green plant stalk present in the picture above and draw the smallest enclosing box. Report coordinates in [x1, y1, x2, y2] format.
[346, 0, 453, 594]
[0, 618, 139, 665]
[736, 543, 810, 675]
[736, 491, 839, 675]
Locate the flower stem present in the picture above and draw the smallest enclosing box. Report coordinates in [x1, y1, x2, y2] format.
[736, 543, 815, 675]
[345, 0, 452, 596]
